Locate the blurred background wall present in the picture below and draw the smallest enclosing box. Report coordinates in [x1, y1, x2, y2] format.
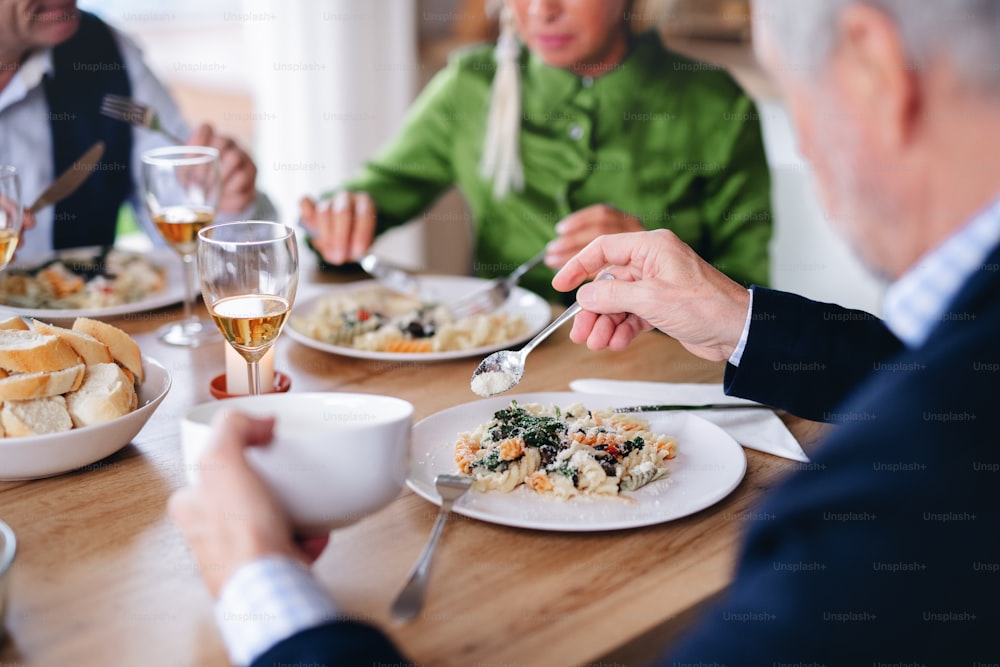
[79, 0, 885, 313]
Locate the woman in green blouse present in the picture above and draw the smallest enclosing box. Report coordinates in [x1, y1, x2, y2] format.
[301, 0, 772, 300]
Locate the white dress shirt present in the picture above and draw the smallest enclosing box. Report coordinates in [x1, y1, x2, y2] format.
[215, 556, 339, 667]
[882, 196, 1000, 348]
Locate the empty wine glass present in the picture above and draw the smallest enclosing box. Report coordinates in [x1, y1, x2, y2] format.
[140, 146, 220, 346]
[197, 221, 298, 395]
[0, 166, 24, 271]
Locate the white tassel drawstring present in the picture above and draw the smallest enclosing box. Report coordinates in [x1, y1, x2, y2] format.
[479, 4, 525, 199]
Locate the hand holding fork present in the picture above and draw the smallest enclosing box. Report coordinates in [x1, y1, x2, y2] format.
[102, 95, 258, 214]
[100, 94, 185, 144]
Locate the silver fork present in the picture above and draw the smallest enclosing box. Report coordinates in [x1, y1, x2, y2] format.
[390, 474, 472, 622]
[100, 94, 185, 144]
[447, 249, 546, 320]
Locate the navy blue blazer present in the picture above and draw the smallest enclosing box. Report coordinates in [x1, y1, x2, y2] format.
[665, 252, 1000, 663]
[252, 250, 1000, 666]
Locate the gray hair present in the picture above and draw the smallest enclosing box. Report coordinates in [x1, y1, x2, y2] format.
[754, 0, 1000, 89]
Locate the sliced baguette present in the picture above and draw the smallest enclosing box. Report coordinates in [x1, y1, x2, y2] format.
[31, 319, 113, 365]
[71, 318, 143, 383]
[0, 331, 82, 373]
[0, 364, 85, 401]
[65, 363, 136, 428]
[0, 316, 29, 331]
[1, 395, 73, 437]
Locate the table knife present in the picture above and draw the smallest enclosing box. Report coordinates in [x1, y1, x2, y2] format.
[28, 141, 106, 214]
[359, 253, 423, 296]
[614, 403, 774, 413]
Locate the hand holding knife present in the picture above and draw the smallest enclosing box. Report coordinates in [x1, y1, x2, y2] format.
[28, 141, 105, 214]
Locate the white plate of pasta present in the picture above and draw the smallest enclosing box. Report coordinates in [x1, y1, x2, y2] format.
[0, 247, 184, 321]
[407, 392, 747, 532]
[285, 276, 552, 362]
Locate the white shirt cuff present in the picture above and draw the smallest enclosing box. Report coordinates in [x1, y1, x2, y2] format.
[728, 287, 755, 367]
[214, 555, 338, 667]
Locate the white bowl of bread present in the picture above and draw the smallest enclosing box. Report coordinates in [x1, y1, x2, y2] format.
[0, 316, 171, 480]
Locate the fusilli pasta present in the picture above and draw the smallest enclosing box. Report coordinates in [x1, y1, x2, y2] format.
[454, 401, 677, 500]
[291, 286, 528, 353]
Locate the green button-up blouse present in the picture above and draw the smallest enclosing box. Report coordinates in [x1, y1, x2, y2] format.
[339, 30, 772, 300]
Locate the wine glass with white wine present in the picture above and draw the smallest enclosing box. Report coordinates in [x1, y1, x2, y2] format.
[140, 146, 220, 346]
[197, 221, 298, 396]
[0, 166, 24, 271]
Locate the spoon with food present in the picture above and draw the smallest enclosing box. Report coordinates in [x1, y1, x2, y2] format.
[470, 274, 613, 397]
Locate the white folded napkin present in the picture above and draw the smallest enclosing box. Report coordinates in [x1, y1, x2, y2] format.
[569, 379, 810, 462]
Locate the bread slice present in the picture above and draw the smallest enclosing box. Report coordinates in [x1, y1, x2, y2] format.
[0, 316, 29, 331]
[65, 363, 136, 428]
[71, 318, 143, 383]
[0, 364, 85, 401]
[0, 318, 24, 378]
[1, 395, 73, 437]
[31, 319, 113, 365]
[0, 331, 82, 373]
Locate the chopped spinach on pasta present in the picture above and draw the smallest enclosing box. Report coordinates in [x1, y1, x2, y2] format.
[455, 401, 677, 499]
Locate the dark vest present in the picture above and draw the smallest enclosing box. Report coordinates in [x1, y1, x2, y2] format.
[42, 11, 133, 249]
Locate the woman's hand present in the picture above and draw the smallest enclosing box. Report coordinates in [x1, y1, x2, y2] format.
[544, 204, 645, 269]
[552, 229, 750, 361]
[299, 191, 376, 265]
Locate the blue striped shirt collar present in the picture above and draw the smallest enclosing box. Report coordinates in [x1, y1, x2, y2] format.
[883, 196, 1000, 348]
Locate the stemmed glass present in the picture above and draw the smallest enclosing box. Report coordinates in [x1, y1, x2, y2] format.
[140, 146, 220, 346]
[0, 166, 24, 271]
[197, 221, 298, 396]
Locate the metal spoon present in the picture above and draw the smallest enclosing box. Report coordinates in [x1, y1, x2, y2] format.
[390, 474, 472, 622]
[470, 273, 614, 397]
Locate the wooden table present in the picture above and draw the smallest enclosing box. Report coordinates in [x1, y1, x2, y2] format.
[0, 269, 826, 667]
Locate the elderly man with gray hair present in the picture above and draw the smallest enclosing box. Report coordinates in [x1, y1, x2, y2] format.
[553, 0, 1000, 662]
[170, 1, 1000, 664]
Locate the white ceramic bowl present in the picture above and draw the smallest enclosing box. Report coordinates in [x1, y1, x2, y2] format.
[181, 392, 413, 534]
[0, 357, 172, 481]
[0, 519, 14, 644]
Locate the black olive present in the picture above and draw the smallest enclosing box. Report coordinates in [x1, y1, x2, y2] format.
[404, 320, 436, 338]
[599, 459, 617, 477]
[539, 444, 559, 466]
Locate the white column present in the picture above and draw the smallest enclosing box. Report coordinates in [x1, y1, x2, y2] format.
[241, 0, 423, 265]
[758, 99, 886, 314]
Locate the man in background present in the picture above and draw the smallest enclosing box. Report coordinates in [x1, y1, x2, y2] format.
[0, 0, 271, 258]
